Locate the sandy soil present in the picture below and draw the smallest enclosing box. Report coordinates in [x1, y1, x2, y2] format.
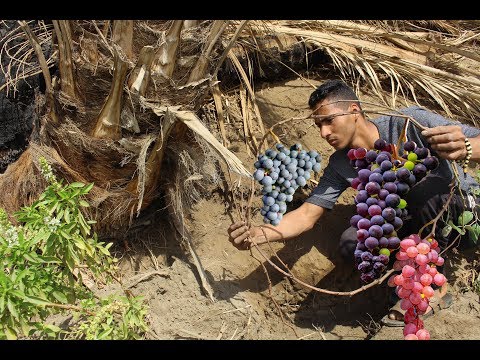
[110, 77, 480, 342]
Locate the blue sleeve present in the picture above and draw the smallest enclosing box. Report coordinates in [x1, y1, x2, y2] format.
[305, 157, 351, 210]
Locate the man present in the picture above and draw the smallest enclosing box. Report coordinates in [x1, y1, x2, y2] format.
[227, 79, 480, 326]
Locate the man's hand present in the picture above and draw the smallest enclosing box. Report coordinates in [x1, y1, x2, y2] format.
[421, 125, 468, 161]
[227, 221, 253, 250]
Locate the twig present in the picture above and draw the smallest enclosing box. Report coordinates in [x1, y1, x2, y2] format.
[418, 183, 456, 238]
[124, 270, 170, 289]
[297, 331, 317, 340]
[221, 305, 252, 315]
[140, 238, 160, 271]
[439, 232, 462, 256]
[176, 329, 207, 340]
[91, 21, 115, 57]
[250, 249, 300, 337]
[147, 329, 162, 340]
[216, 321, 227, 340]
[45, 302, 95, 316]
[229, 327, 238, 340]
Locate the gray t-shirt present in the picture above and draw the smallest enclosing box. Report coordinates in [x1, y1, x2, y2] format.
[306, 106, 480, 210]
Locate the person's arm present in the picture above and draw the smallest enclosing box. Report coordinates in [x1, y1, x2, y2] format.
[227, 202, 325, 250]
[250, 202, 325, 245]
[421, 125, 480, 163]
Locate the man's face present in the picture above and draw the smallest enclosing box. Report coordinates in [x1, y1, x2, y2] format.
[312, 99, 358, 150]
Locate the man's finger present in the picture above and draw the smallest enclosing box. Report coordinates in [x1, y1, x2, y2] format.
[421, 125, 461, 137]
[232, 229, 251, 245]
[424, 133, 463, 144]
[227, 221, 246, 234]
[230, 225, 249, 239]
[434, 149, 466, 161]
[430, 141, 464, 152]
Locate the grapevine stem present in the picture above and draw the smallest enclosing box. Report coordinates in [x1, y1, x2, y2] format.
[418, 182, 456, 238]
[249, 227, 395, 296]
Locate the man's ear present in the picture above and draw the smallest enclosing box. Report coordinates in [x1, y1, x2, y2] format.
[350, 102, 360, 113]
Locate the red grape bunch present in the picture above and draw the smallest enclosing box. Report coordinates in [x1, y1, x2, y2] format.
[349, 138, 439, 283]
[387, 234, 447, 340]
[253, 143, 322, 225]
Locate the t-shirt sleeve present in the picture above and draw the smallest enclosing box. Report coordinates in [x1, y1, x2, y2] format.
[305, 160, 350, 210]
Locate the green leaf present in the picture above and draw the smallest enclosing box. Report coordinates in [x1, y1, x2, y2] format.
[64, 209, 71, 223]
[97, 327, 113, 340]
[23, 295, 50, 306]
[49, 201, 59, 214]
[441, 224, 452, 238]
[65, 252, 75, 272]
[44, 324, 61, 333]
[20, 318, 31, 337]
[5, 326, 17, 340]
[82, 183, 94, 194]
[9, 290, 25, 300]
[458, 211, 474, 226]
[74, 239, 87, 251]
[78, 200, 90, 208]
[98, 246, 111, 256]
[52, 291, 68, 304]
[0, 295, 5, 313]
[468, 223, 480, 244]
[37, 255, 62, 264]
[31, 229, 49, 245]
[23, 253, 39, 263]
[57, 208, 65, 221]
[60, 230, 72, 240]
[447, 220, 465, 235]
[69, 182, 85, 188]
[7, 298, 19, 319]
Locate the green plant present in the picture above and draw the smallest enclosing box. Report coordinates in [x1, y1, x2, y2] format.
[65, 295, 149, 340]
[0, 157, 149, 339]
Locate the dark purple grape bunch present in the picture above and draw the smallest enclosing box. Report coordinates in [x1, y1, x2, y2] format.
[253, 143, 322, 225]
[348, 138, 439, 284]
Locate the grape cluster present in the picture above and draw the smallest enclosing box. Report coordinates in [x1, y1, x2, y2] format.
[349, 138, 439, 283]
[387, 234, 446, 340]
[253, 143, 322, 225]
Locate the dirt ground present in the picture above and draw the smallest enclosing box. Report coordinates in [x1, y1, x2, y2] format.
[110, 77, 480, 341]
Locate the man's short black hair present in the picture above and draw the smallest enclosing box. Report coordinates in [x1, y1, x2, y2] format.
[308, 79, 360, 110]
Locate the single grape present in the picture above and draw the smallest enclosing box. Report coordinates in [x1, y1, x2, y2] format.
[254, 169, 265, 181]
[403, 140, 417, 152]
[358, 168, 372, 183]
[382, 223, 394, 236]
[414, 147, 428, 159]
[396, 167, 411, 181]
[407, 152, 418, 162]
[413, 163, 427, 180]
[365, 181, 381, 195]
[356, 202, 369, 217]
[347, 148, 356, 160]
[354, 147, 367, 159]
[365, 237, 379, 249]
[370, 215, 385, 226]
[423, 156, 439, 170]
[369, 172, 384, 184]
[382, 170, 397, 183]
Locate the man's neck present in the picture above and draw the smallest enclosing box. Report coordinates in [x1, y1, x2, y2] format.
[350, 119, 380, 149]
